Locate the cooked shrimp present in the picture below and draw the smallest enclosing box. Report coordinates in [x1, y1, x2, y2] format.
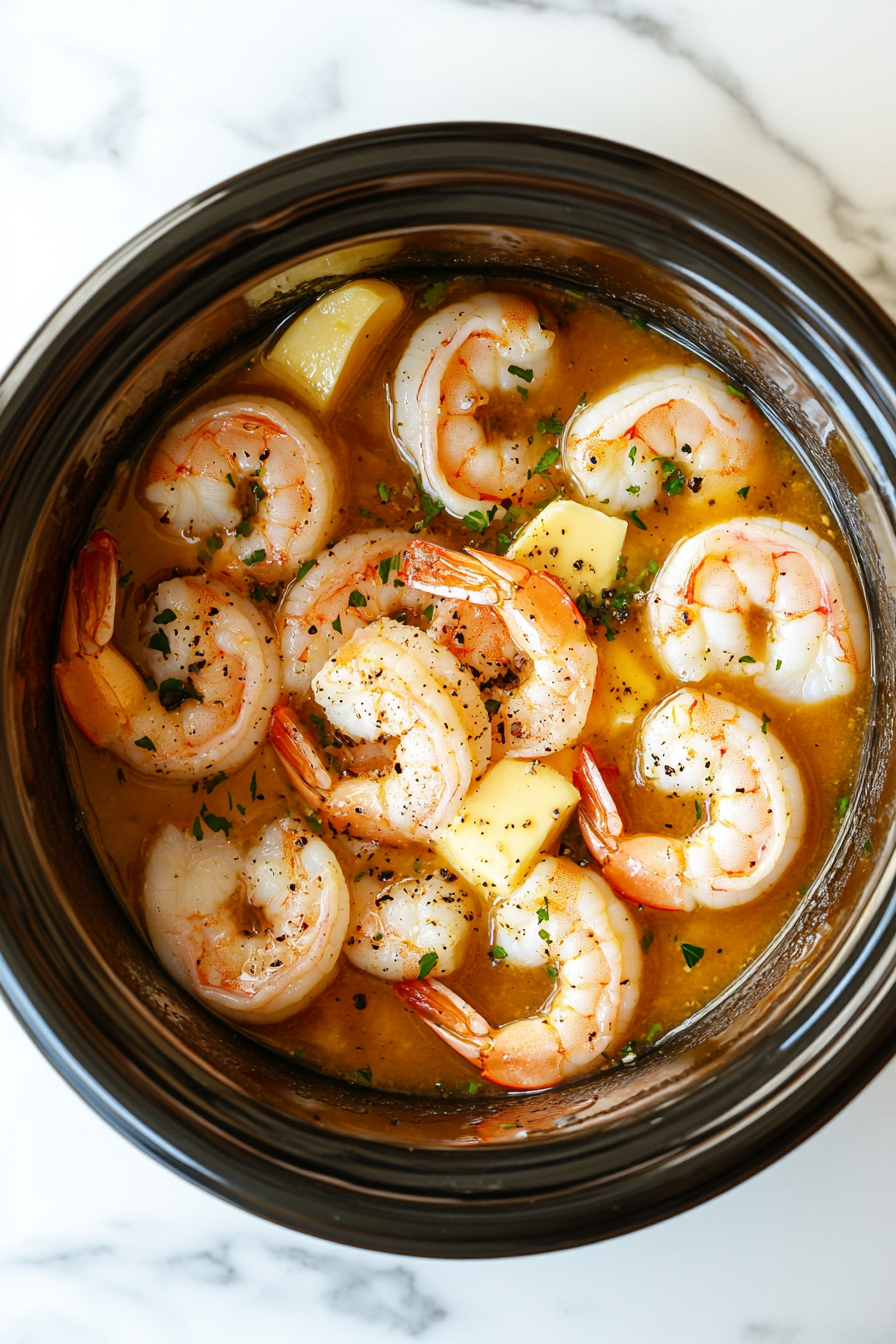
[393, 293, 556, 518]
[55, 530, 280, 779]
[574, 690, 806, 911]
[280, 529, 429, 698]
[345, 868, 478, 981]
[143, 397, 340, 583]
[647, 517, 867, 703]
[144, 817, 349, 1024]
[563, 365, 762, 513]
[401, 540, 598, 758]
[270, 618, 490, 843]
[395, 857, 641, 1089]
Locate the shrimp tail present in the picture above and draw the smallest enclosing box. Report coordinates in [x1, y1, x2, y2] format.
[61, 529, 119, 660]
[270, 704, 333, 806]
[574, 746, 624, 863]
[401, 539, 520, 604]
[394, 979, 493, 1066]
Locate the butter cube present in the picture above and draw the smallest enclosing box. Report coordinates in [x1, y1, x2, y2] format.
[587, 639, 661, 733]
[267, 279, 404, 412]
[433, 759, 580, 898]
[508, 499, 627, 598]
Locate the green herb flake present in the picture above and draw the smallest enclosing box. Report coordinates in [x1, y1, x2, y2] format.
[662, 465, 685, 496]
[517, 386, 529, 401]
[626, 484, 640, 496]
[423, 604, 434, 623]
[418, 951, 439, 979]
[200, 806, 232, 837]
[377, 481, 391, 504]
[243, 548, 266, 567]
[420, 281, 446, 310]
[305, 811, 323, 835]
[761, 713, 771, 734]
[681, 942, 705, 970]
[348, 589, 367, 608]
[358, 507, 371, 518]
[726, 383, 746, 400]
[135, 736, 156, 752]
[463, 509, 491, 534]
[235, 519, 254, 539]
[630, 315, 648, 330]
[537, 898, 549, 923]
[142, 675, 157, 692]
[467, 1081, 480, 1094]
[332, 615, 343, 634]
[695, 800, 702, 821]
[627, 509, 647, 531]
[864, 837, 874, 855]
[529, 446, 560, 478]
[739, 654, 756, 664]
[484, 698, 501, 718]
[356, 1066, 373, 1084]
[536, 415, 563, 437]
[776, 659, 783, 671]
[251, 480, 266, 501]
[508, 364, 534, 383]
[496, 532, 512, 555]
[225, 472, 236, 488]
[158, 677, 202, 711]
[354, 871, 365, 883]
[737, 485, 750, 500]
[412, 477, 445, 531]
[546, 964, 558, 981]
[837, 796, 850, 819]
[627, 444, 637, 465]
[118, 570, 133, 587]
[236, 802, 246, 816]
[205, 771, 228, 794]
[490, 945, 508, 960]
[646, 1022, 663, 1043]
[578, 391, 588, 407]
[640, 929, 654, 953]
[191, 816, 204, 841]
[250, 771, 258, 802]
[148, 629, 171, 657]
[296, 558, 317, 583]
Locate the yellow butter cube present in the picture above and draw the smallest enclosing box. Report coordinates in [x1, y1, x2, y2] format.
[433, 759, 580, 899]
[508, 499, 627, 598]
[266, 279, 404, 412]
[587, 639, 661, 734]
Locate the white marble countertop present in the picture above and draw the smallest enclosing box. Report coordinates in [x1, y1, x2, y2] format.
[2, 0, 896, 1338]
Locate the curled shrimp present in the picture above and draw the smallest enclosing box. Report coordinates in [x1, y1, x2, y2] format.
[55, 530, 280, 778]
[647, 517, 868, 704]
[395, 857, 642, 1090]
[280, 529, 429, 698]
[401, 540, 598, 758]
[574, 690, 806, 911]
[345, 867, 479, 981]
[270, 618, 490, 843]
[143, 397, 340, 583]
[563, 365, 762, 513]
[393, 293, 556, 518]
[144, 817, 349, 1024]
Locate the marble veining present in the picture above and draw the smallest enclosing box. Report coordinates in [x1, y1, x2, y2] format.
[2, 2, 896, 1340]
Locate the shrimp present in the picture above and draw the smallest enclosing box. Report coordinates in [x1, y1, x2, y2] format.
[395, 857, 641, 1089]
[270, 618, 490, 843]
[280, 529, 429, 698]
[646, 518, 868, 704]
[55, 530, 280, 778]
[574, 689, 806, 911]
[563, 365, 762, 513]
[393, 293, 556, 518]
[345, 868, 478, 981]
[143, 397, 340, 583]
[144, 817, 349, 1024]
[401, 540, 598, 758]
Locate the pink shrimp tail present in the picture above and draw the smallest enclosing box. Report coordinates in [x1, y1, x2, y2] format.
[401, 539, 523, 603]
[62, 529, 119, 659]
[574, 746, 624, 863]
[394, 979, 492, 1067]
[270, 704, 333, 806]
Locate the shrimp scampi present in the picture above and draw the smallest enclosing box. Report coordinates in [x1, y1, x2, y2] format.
[575, 690, 806, 911]
[144, 817, 350, 1023]
[563, 365, 762, 514]
[393, 293, 556, 517]
[55, 530, 280, 778]
[271, 618, 490, 842]
[402, 540, 598, 757]
[345, 868, 479, 981]
[143, 397, 340, 583]
[395, 858, 642, 1089]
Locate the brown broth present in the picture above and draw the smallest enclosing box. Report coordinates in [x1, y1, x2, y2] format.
[62, 277, 871, 1097]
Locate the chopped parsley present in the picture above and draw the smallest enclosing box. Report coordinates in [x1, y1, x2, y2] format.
[236, 802, 246, 816]
[135, 736, 156, 752]
[243, 548, 266, 566]
[837, 796, 850, 819]
[508, 365, 534, 383]
[418, 951, 439, 978]
[546, 964, 558, 981]
[412, 477, 445, 531]
[630, 315, 648, 330]
[225, 472, 236, 488]
[332, 615, 343, 634]
[118, 570, 133, 587]
[528, 446, 560, 477]
[536, 415, 563, 437]
[761, 713, 771, 734]
[466, 1081, 480, 1094]
[309, 714, 330, 748]
[251, 480, 266, 501]
[537, 898, 549, 923]
[681, 942, 705, 969]
[659, 458, 685, 495]
[200, 804, 232, 837]
[490, 945, 507, 960]
[627, 444, 637, 465]
[250, 771, 258, 802]
[305, 811, 323, 835]
[148, 630, 170, 657]
[296, 558, 317, 583]
[423, 604, 434, 622]
[484, 698, 501, 718]
[517, 386, 529, 401]
[158, 677, 202, 711]
[626, 484, 640, 496]
[695, 800, 702, 821]
[496, 532, 512, 555]
[627, 509, 646, 530]
[864, 838, 874, 855]
[235, 519, 254, 538]
[578, 391, 588, 407]
[420, 280, 446, 310]
[192, 816, 203, 841]
[376, 481, 390, 504]
[153, 608, 176, 625]
[640, 929, 654, 953]
[356, 1066, 373, 1084]
[358, 507, 371, 518]
[204, 771, 228, 794]
[737, 485, 750, 500]
[348, 589, 367, 608]
[726, 383, 746, 400]
[739, 654, 756, 664]
[646, 1022, 663, 1043]
[776, 659, 783, 671]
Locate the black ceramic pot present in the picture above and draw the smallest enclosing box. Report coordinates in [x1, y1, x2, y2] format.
[1, 123, 895, 1258]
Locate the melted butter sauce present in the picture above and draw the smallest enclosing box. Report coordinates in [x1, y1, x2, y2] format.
[63, 278, 871, 1096]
